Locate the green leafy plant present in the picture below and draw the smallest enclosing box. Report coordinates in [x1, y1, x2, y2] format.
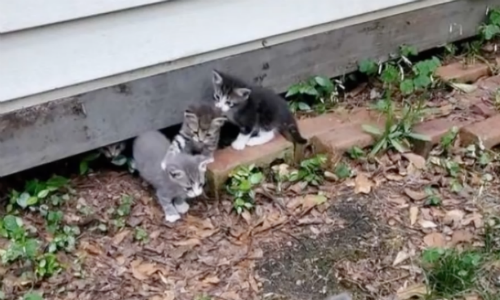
[363, 101, 430, 155]
[0, 215, 40, 264]
[286, 76, 340, 113]
[226, 164, 264, 214]
[134, 227, 149, 244]
[479, 8, 500, 40]
[334, 163, 352, 180]
[347, 146, 365, 160]
[35, 253, 61, 278]
[23, 293, 44, 300]
[110, 195, 134, 229]
[79, 152, 101, 175]
[358, 59, 379, 76]
[440, 126, 459, 152]
[422, 248, 483, 297]
[8, 176, 69, 212]
[288, 154, 328, 185]
[48, 225, 80, 253]
[424, 186, 441, 206]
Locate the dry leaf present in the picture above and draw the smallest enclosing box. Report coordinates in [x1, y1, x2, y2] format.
[202, 275, 220, 284]
[419, 220, 437, 229]
[409, 206, 419, 226]
[423, 232, 445, 248]
[396, 283, 428, 299]
[403, 153, 427, 170]
[113, 229, 130, 245]
[131, 260, 157, 281]
[302, 194, 328, 210]
[444, 209, 465, 228]
[462, 213, 483, 228]
[393, 250, 410, 266]
[354, 173, 373, 194]
[173, 238, 201, 247]
[404, 188, 427, 201]
[451, 230, 474, 245]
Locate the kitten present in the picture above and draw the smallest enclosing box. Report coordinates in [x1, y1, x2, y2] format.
[133, 130, 213, 223]
[210, 70, 307, 151]
[100, 142, 126, 159]
[169, 104, 226, 156]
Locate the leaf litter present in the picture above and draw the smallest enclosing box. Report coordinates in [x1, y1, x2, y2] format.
[4, 87, 500, 300]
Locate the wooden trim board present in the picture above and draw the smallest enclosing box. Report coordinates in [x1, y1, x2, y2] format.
[0, 0, 495, 177]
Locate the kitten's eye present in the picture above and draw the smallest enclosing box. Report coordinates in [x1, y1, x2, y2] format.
[228, 102, 235, 108]
[214, 93, 220, 101]
[185, 187, 193, 192]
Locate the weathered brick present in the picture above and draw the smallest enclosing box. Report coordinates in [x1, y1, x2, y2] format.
[298, 108, 381, 139]
[412, 118, 470, 157]
[470, 102, 496, 118]
[206, 136, 293, 193]
[477, 74, 500, 91]
[460, 115, 500, 149]
[436, 62, 490, 83]
[310, 111, 384, 159]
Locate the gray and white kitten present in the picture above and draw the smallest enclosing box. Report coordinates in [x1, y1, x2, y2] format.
[210, 70, 307, 151]
[169, 104, 226, 157]
[133, 130, 213, 223]
[100, 142, 126, 158]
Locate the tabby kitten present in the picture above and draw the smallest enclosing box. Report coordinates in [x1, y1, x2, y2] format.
[210, 70, 307, 151]
[169, 104, 226, 156]
[100, 142, 126, 159]
[133, 130, 212, 223]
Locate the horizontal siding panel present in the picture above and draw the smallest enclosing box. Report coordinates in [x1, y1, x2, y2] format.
[0, 0, 170, 33]
[0, 0, 428, 103]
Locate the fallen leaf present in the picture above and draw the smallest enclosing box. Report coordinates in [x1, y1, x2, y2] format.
[113, 229, 130, 245]
[464, 294, 481, 300]
[462, 213, 483, 228]
[354, 173, 373, 194]
[443, 209, 465, 228]
[393, 250, 410, 266]
[385, 173, 405, 181]
[423, 232, 446, 248]
[80, 241, 102, 255]
[450, 82, 477, 93]
[403, 153, 427, 170]
[173, 238, 200, 247]
[451, 230, 474, 245]
[404, 188, 427, 201]
[241, 211, 253, 225]
[410, 206, 419, 226]
[202, 275, 220, 284]
[419, 220, 437, 229]
[388, 197, 407, 206]
[302, 194, 328, 210]
[396, 283, 428, 299]
[130, 260, 157, 281]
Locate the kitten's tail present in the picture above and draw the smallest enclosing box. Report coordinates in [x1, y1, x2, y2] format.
[280, 121, 307, 144]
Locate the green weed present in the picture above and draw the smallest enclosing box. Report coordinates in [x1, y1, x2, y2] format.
[288, 154, 328, 185]
[226, 164, 264, 214]
[286, 76, 342, 113]
[479, 8, 500, 40]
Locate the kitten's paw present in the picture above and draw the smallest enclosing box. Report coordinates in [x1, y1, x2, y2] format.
[174, 202, 190, 214]
[165, 214, 181, 223]
[231, 140, 246, 151]
[246, 137, 266, 146]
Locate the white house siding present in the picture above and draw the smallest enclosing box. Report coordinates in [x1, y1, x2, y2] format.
[0, 0, 453, 113]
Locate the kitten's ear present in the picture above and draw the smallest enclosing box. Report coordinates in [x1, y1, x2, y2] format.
[183, 108, 198, 124]
[198, 156, 214, 172]
[211, 117, 227, 128]
[212, 70, 223, 85]
[234, 88, 251, 100]
[160, 151, 175, 170]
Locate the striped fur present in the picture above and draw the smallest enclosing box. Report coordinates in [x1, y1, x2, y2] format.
[168, 104, 226, 156]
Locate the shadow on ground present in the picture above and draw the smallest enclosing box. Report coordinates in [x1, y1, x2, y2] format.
[257, 194, 388, 300]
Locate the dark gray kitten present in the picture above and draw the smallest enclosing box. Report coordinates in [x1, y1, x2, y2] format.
[169, 104, 226, 156]
[133, 130, 212, 223]
[210, 70, 307, 151]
